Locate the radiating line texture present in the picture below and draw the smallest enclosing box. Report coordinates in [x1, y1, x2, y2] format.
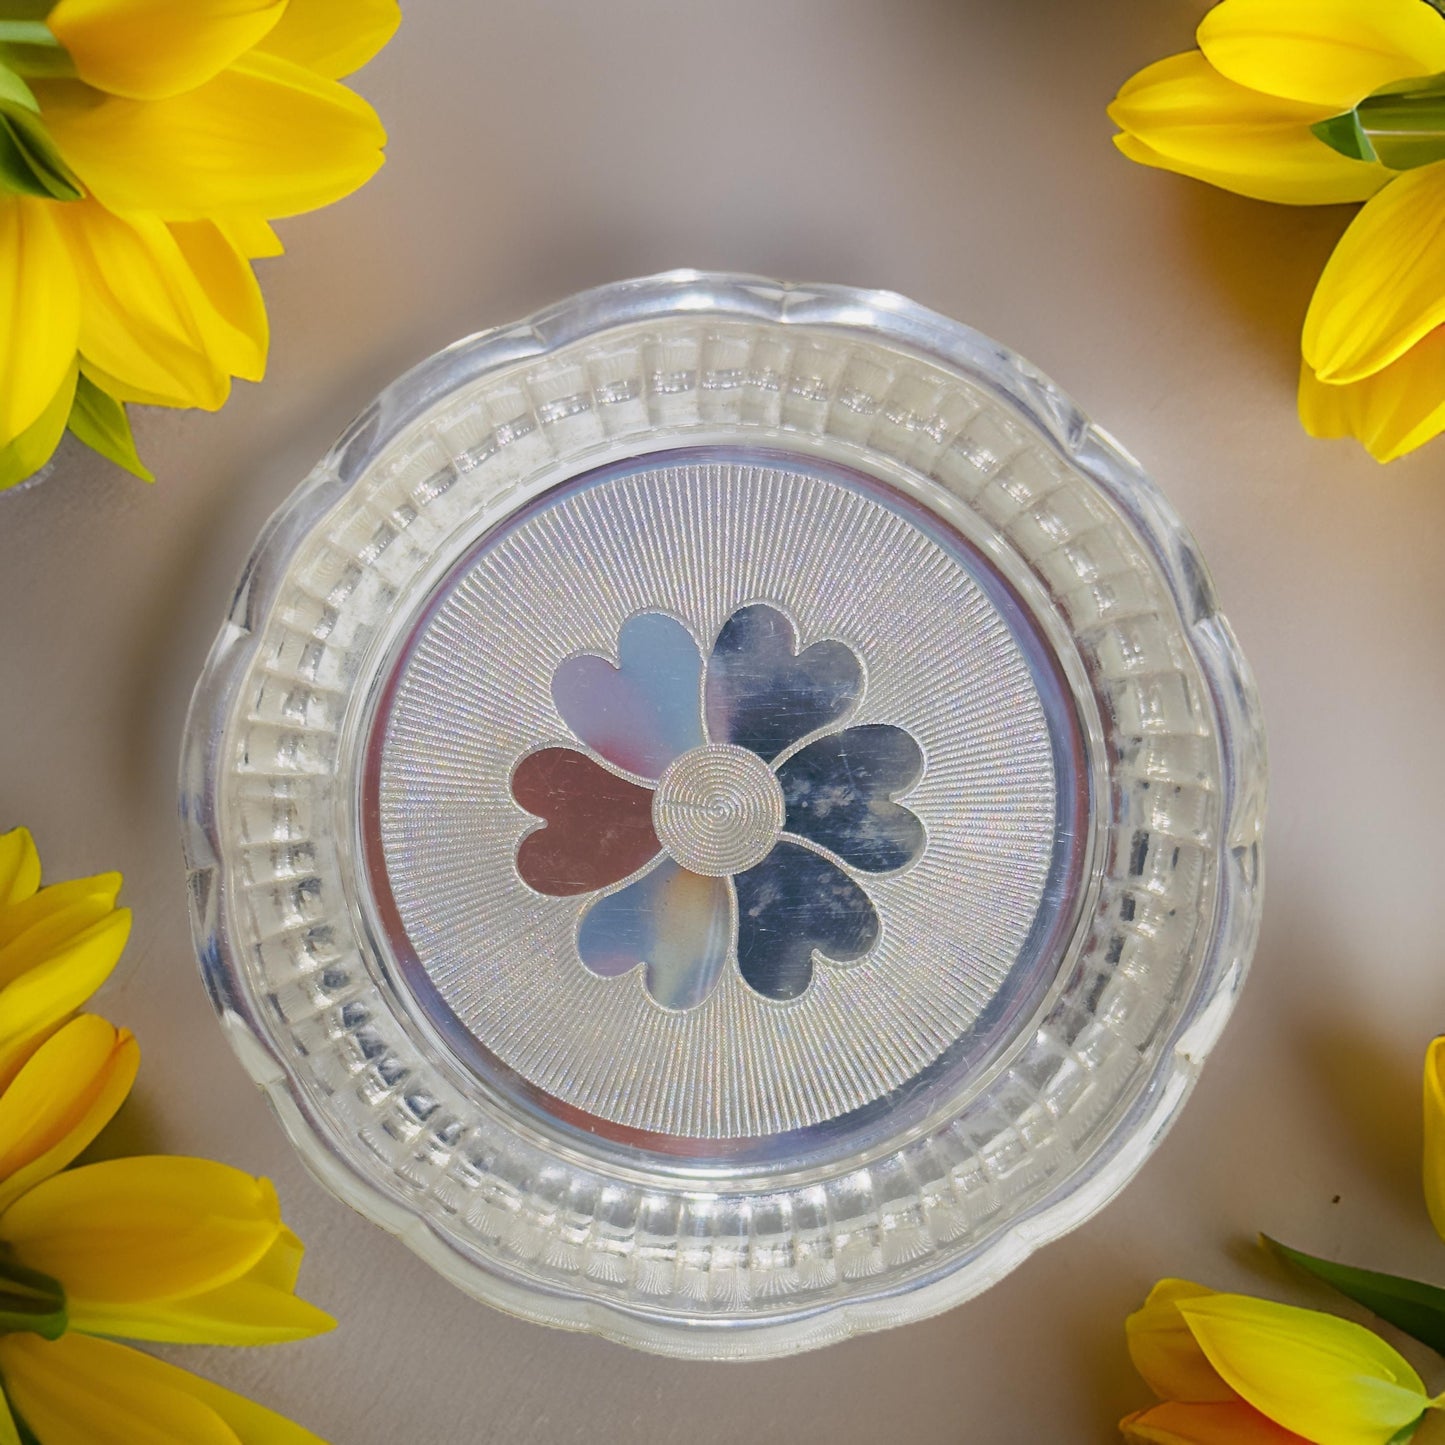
[377, 455, 1065, 1139]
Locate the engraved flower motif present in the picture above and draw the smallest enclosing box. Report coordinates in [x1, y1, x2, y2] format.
[511, 605, 925, 1009]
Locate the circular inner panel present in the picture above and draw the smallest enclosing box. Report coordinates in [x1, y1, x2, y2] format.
[363, 448, 1088, 1156]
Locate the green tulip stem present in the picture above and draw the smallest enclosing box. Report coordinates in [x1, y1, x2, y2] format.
[1314, 72, 1445, 171]
[0, 22, 53, 47]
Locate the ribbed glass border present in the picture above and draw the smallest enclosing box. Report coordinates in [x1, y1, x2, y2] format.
[180, 272, 1265, 1358]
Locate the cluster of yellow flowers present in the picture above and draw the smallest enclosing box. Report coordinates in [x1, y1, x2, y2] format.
[1111, 0, 1445, 462]
[0, 0, 398, 489]
[1121, 1043, 1445, 1444]
[0, 827, 334, 1443]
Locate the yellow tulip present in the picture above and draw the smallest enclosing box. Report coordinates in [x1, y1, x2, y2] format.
[0, 826, 130, 1083]
[1298, 161, 1445, 461]
[1121, 1279, 1443, 1445]
[0, 0, 398, 488]
[0, 826, 334, 1440]
[1123, 1280, 1313, 1443]
[1109, 50, 1389, 207]
[1109, 0, 1445, 462]
[1178, 1293, 1434, 1445]
[1424, 1037, 1445, 1243]
[0, 1154, 333, 1344]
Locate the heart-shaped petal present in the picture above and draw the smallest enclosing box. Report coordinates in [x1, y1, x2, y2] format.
[705, 605, 862, 762]
[733, 841, 879, 1001]
[512, 748, 660, 896]
[777, 724, 925, 873]
[577, 860, 731, 1010]
[552, 613, 704, 780]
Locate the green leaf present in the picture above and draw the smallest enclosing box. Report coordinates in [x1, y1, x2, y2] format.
[0, 362, 75, 491]
[0, 1255, 66, 1340]
[0, 100, 80, 199]
[68, 374, 154, 482]
[1267, 1235, 1445, 1358]
[0, 61, 36, 110]
[0, 5, 57, 21]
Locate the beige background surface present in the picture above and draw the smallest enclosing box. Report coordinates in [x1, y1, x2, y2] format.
[3, 1, 1445, 1440]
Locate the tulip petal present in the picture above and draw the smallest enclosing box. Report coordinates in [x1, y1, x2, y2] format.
[0, 869, 121, 951]
[0, 363, 77, 493]
[70, 1226, 335, 1344]
[1425, 1037, 1445, 1243]
[0, 908, 131, 1079]
[0, 1015, 137, 1210]
[47, 0, 287, 101]
[1127, 1280, 1237, 1403]
[56, 201, 239, 410]
[1197, 0, 1445, 112]
[0, 892, 128, 993]
[0, 1157, 281, 1305]
[0, 197, 80, 450]
[258, 0, 399, 79]
[1109, 52, 1390, 206]
[1178, 1293, 1428, 1445]
[0, 1389, 20, 1445]
[0, 829, 40, 907]
[79, 356, 229, 412]
[0, 1334, 245, 1445]
[68, 1225, 333, 1346]
[1303, 164, 1445, 384]
[1122, 1400, 1314, 1444]
[166, 220, 268, 381]
[219, 215, 284, 259]
[37, 51, 386, 222]
[1299, 331, 1445, 464]
[3, 1334, 327, 1445]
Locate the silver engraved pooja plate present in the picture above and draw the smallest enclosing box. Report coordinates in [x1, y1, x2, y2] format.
[181, 273, 1266, 1358]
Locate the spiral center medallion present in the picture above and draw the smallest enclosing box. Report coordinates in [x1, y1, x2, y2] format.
[651, 744, 785, 876]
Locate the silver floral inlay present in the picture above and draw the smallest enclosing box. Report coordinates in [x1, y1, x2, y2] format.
[513, 605, 925, 1007]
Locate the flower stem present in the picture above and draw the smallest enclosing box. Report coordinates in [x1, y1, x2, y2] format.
[0, 23, 53, 47]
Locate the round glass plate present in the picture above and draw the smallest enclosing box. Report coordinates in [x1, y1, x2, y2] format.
[180, 271, 1266, 1359]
